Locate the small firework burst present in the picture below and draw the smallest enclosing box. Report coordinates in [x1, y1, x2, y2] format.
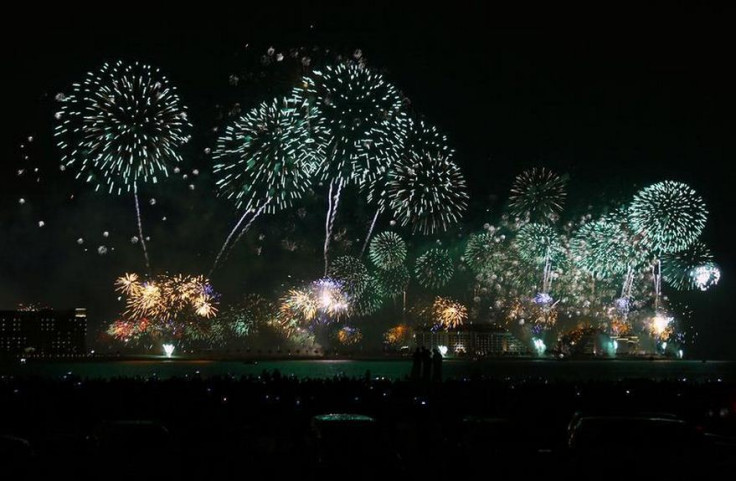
[432, 296, 467, 329]
[415, 248, 455, 289]
[508, 168, 566, 223]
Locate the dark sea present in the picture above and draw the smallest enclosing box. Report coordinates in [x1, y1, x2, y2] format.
[3, 358, 735, 382]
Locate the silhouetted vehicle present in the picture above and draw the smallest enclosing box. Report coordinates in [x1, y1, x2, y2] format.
[568, 415, 703, 476]
[0, 434, 34, 460]
[88, 420, 172, 474]
[310, 413, 401, 479]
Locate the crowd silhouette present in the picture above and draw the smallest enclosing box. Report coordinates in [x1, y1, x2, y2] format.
[410, 346, 443, 382]
[0, 368, 734, 479]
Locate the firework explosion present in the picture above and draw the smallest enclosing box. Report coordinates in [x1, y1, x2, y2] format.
[514, 223, 561, 294]
[464, 230, 505, 275]
[648, 312, 674, 341]
[433, 296, 467, 329]
[55, 61, 191, 194]
[336, 326, 363, 345]
[628, 180, 708, 254]
[109, 273, 218, 343]
[350, 276, 385, 317]
[375, 266, 411, 299]
[55, 61, 191, 269]
[415, 248, 455, 289]
[365, 119, 452, 209]
[292, 63, 408, 185]
[212, 97, 324, 268]
[292, 63, 408, 272]
[368, 231, 407, 270]
[508, 168, 566, 223]
[661, 241, 715, 291]
[219, 294, 275, 337]
[387, 151, 468, 234]
[690, 264, 720, 291]
[279, 288, 318, 323]
[279, 278, 350, 328]
[327, 255, 370, 297]
[570, 219, 633, 279]
[358, 119, 454, 254]
[515, 223, 561, 265]
[384, 324, 413, 347]
[213, 97, 323, 213]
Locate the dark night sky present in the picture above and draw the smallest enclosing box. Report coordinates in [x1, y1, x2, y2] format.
[2, 3, 735, 357]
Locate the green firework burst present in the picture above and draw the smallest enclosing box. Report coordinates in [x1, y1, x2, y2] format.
[628, 180, 708, 253]
[55, 60, 191, 194]
[369, 231, 407, 270]
[213, 97, 323, 214]
[415, 248, 455, 289]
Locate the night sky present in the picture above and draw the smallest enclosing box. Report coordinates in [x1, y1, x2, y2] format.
[3, 3, 734, 357]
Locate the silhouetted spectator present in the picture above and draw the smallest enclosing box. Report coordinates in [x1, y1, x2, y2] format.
[432, 348, 443, 382]
[410, 348, 421, 380]
[421, 347, 432, 381]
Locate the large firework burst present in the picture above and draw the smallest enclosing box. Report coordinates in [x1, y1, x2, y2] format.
[387, 151, 468, 234]
[55, 61, 191, 269]
[291, 62, 408, 273]
[278, 278, 350, 327]
[689, 264, 721, 291]
[55, 61, 191, 194]
[507, 168, 567, 223]
[291, 63, 408, 185]
[365, 118, 452, 207]
[359, 119, 453, 255]
[213, 97, 322, 214]
[279, 288, 319, 323]
[628, 180, 708, 253]
[211, 97, 324, 269]
[415, 248, 455, 289]
[368, 231, 407, 270]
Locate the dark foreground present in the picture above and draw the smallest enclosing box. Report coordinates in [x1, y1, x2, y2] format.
[1, 370, 735, 479]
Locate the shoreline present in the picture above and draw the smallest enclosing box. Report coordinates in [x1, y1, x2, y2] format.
[2, 354, 731, 365]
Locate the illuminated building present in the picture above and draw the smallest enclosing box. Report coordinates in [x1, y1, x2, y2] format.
[415, 324, 527, 356]
[0, 308, 87, 357]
